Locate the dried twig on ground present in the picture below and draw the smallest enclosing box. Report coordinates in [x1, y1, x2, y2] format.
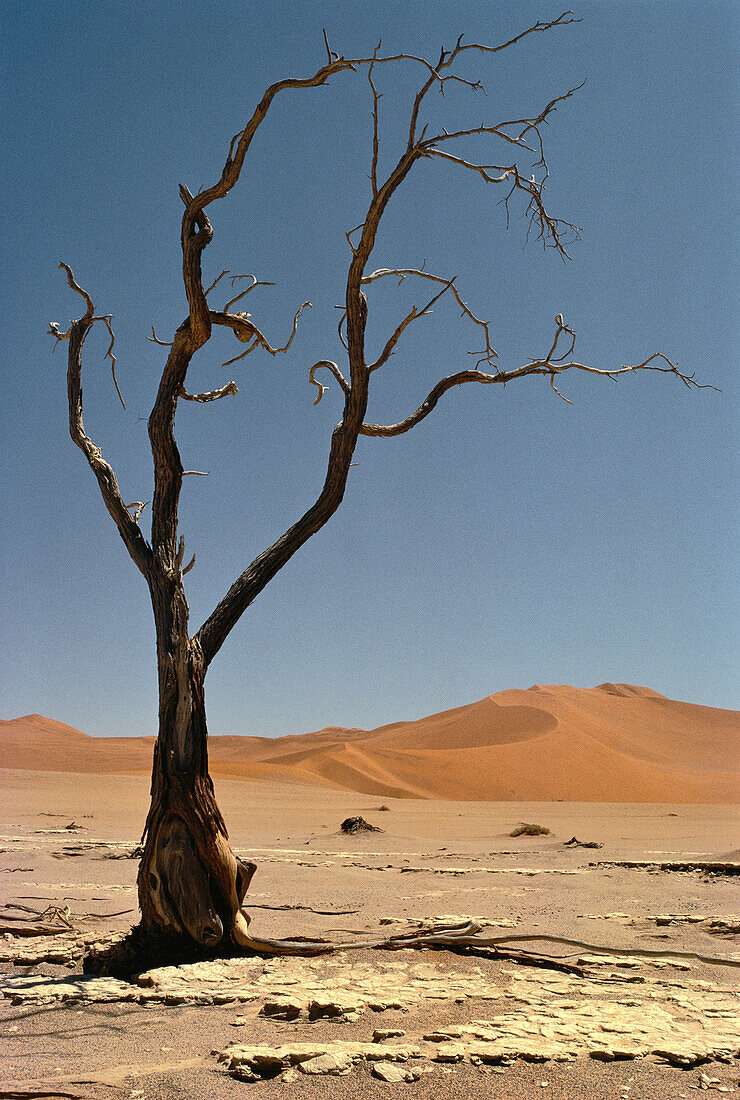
[248, 903, 360, 915]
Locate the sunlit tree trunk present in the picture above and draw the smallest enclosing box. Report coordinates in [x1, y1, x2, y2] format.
[137, 578, 255, 946]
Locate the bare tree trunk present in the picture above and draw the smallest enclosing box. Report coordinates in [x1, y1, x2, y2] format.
[137, 579, 255, 947]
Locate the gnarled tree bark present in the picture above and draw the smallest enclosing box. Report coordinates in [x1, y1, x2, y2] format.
[138, 584, 257, 947]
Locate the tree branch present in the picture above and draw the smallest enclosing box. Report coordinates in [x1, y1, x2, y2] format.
[180, 59, 363, 233]
[220, 337, 260, 369]
[186, 25, 696, 670]
[147, 177, 219, 565]
[421, 148, 581, 257]
[440, 13, 579, 64]
[368, 45, 382, 199]
[223, 273, 276, 314]
[147, 326, 173, 347]
[148, 330, 192, 562]
[367, 277, 456, 372]
[125, 500, 148, 522]
[194, 416, 360, 667]
[98, 313, 125, 411]
[359, 316, 710, 437]
[204, 269, 229, 297]
[309, 360, 350, 405]
[193, 31, 590, 666]
[179, 183, 213, 350]
[56, 261, 94, 318]
[363, 267, 497, 371]
[52, 264, 152, 577]
[407, 62, 440, 152]
[179, 380, 239, 403]
[210, 302, 312, 356]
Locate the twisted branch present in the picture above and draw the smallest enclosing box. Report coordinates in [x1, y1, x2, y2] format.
[52, 264, 152, 576]
[359, 315, 710, 438]
[179, 380, 239, 403]
[57, 261, 94, 318]
[49, 271, 126, 407]
[309, 360, 350, 405]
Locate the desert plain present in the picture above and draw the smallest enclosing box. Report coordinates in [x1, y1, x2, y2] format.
[1, 683, 738, 1099]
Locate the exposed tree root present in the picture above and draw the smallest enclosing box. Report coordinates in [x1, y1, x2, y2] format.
[248, 903, 360, 915]
[84, 918, 585, 979]
[82, 916, 740, 981]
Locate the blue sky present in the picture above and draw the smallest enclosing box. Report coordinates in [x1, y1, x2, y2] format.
[2, 1, 737, 738]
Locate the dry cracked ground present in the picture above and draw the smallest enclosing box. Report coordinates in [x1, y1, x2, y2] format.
[1, 774, 738, 1098]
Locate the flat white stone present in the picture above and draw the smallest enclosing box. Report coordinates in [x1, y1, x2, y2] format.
[298, 1052, 354, 1075]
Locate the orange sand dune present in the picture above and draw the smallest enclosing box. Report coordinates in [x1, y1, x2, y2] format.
[1, 685, 738, 802]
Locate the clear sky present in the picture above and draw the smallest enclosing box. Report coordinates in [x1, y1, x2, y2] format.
[1, 1, 737, 739]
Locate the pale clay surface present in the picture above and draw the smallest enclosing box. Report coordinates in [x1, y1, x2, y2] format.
[3, 930, 739, 1077]
[1, 770, 738, 1093]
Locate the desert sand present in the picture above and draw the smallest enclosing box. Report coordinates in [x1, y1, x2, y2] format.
[1, 686, 738, 1097]
[2, 683, 738, 802]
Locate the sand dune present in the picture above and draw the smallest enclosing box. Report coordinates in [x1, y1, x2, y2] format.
[1, 684, 738, 802]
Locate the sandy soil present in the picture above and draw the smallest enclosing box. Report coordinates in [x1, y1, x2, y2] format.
[1, 768, 738, 1098]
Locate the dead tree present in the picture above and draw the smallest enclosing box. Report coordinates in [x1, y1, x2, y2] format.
[49, 14, 706, 953]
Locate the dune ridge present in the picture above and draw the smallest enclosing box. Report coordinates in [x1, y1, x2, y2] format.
[1, 685, 738, 803]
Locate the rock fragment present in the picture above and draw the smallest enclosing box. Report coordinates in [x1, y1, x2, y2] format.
[704, 919, 740, 935]
[259, 997, 304, 1019]
[374, 1028, 406, 1042]
[432, 1043, 466, 1062]
[373, 1063, 421, 1082]
[298, 1052, 354, 1075]
[308, 994, 365, 1020]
